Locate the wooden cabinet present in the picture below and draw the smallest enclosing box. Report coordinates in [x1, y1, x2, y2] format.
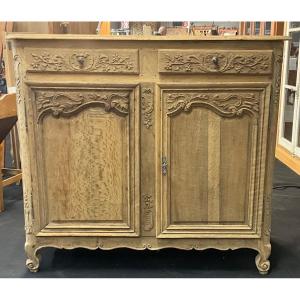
[7, 34, 285, 274]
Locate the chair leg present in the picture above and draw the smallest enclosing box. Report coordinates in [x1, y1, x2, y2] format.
[0, 141, 4, 212]
[0, 172, 4, 212]
[10, 126, 21, 185]
[0, 141, 5, 170]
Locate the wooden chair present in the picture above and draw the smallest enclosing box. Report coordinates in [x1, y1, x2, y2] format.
[0, 93, 22, 212]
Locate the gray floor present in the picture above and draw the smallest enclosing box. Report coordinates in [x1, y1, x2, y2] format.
[0, 159, 299, 277]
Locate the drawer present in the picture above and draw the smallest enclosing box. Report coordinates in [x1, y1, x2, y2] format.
[24, 48, 139, 74]
[158, 50, 273, 74]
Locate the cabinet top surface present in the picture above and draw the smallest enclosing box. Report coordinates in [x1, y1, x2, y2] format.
[6, 33, 289, 42]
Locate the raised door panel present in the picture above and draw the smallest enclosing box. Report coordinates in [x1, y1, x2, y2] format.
[30, 87, 139, 236]
[157, 85, 271, 238]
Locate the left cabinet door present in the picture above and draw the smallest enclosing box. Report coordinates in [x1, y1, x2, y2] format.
[29, 86, 140, 236]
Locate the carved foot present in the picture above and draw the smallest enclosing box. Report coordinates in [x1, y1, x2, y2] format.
[255, 244, 271, 275]
[25, 243, 41, 272]
[255, 254, 270, 275]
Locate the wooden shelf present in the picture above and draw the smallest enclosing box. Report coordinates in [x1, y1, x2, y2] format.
[276, 144, 300, 175]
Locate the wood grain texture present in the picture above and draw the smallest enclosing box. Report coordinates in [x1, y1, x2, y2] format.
[9, 35, 283, 274]
[169, 109, 208, 224]
[220, 117, 250, 223]
[207, 112, 221, 223]
[43, 112, 125, 222]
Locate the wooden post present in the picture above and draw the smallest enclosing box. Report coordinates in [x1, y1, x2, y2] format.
[0, 140, 4, 212]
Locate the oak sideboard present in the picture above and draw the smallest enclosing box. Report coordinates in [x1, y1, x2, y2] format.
[7, 34, 286, 274]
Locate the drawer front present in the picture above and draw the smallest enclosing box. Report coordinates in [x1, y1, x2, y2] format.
[156, 84, 271, 238]
[25, 48, 139, 74]
[158, 50, 273, 74]
[30, 86, 140, 236]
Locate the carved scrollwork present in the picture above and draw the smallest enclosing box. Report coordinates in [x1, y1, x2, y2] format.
[142, 244, 153, 249]
[159, 51, 272, 74]
[35, 90, 130, 122]
[25, 242, 40, 272]
[165, 91, 260, 117]
[29, 49, 138, 73]
[141, 85, 154, 129]
[255, 243, 271, 275]
[255, 254, 270, 275]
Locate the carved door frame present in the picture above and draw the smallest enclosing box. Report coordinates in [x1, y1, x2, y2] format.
[156, 82, 272, 239]
[25, 83, 141, 237]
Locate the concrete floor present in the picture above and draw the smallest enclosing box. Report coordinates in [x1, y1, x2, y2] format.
[0, 159, 299, 277]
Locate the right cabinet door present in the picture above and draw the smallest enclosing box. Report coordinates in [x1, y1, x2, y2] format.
[157, 84, 271, 238]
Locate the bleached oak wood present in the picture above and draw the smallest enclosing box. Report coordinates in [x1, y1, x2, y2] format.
[8, 34, 285, 274]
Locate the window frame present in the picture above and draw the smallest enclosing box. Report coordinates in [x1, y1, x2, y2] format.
[278, 22, 300, 156]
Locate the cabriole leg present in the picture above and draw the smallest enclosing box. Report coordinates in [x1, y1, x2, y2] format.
[25, 242, 41, 272]
[255, 243, 271, 275]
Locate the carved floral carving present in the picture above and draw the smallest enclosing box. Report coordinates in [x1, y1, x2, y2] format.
[31, 53, 65, 71]
[159, 51, 272, 74]
[23, 190, 33, 234]
[141, 86, 154, 129]
[35, 90, 130, 122]
[143, 195, 153, 231]
[273, 52, 283, 104]
[29, 49, 138, 73]
[165, 91, 260, 117]
[13, 55, 24, 104]
[14, 55, 33, 235]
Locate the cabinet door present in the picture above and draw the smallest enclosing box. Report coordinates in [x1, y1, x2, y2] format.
[31, 87, 139, 236]
[157, 85, 270, 238]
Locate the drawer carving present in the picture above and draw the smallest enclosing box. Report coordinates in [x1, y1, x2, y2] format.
[35, 90, 130, 122]
[26, 49, 139, 73]
[159, 50, 273, 74]
[165, 91, 260, 117]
